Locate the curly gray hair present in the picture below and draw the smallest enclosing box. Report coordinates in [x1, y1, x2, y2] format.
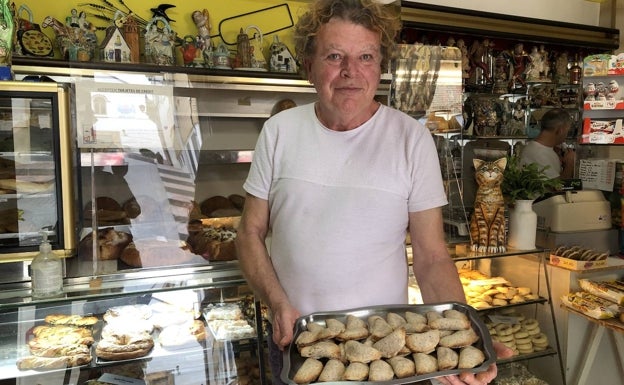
[293, 0, 401, 76]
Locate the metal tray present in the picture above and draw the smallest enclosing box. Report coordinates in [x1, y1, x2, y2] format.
[281, 302, 495, 385]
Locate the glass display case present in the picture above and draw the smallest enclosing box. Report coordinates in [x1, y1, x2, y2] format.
[0, 65, 390, 385]
[0, 263, 264, 385]
[0, 81, 76, 262]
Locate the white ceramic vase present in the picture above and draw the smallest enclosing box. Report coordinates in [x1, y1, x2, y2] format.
[508, 199, 537, 250]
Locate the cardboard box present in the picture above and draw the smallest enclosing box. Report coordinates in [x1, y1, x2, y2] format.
[549, 254, 608, 270]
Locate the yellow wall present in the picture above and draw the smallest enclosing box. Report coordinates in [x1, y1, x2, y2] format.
[17, 0, 309, 61]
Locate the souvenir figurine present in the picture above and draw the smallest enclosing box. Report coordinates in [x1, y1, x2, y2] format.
[192, 9, 212, 67]
[554, 51, 570, 85]
[144, 16, 175, 66]
[99, 12, 132, 63]
[468, 39, 493, 84]
[235, 28, 251, 69]
[179, 35, 200, 67]
[508, 43, 528, 90]
[456, 39, 470, 80]
[42, 10, 98, 61]
[246, 25, 267, 71]
[269, 35, 297, 73]
[213, 42, 231, 69]
[525, 46, 544, 82]
[120, 14, 140, 63]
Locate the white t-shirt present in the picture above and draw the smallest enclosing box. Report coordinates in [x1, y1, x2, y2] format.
[519, 140, 560, 179]
[243, 103, 447, 316]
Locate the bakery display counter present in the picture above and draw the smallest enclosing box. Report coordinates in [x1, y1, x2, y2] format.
[0, 263, 267, 385]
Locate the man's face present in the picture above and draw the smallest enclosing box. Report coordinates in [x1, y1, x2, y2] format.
[305, 18, 382, 123]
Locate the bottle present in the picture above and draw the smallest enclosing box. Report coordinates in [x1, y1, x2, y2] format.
[569, 55, 582, 85]
[31, 231, 63, 298]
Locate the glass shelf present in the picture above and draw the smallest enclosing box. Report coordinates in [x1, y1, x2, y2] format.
[0, 262, 245, 311]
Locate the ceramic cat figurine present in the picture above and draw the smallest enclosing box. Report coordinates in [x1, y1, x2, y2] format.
[469, 157, 507, 253]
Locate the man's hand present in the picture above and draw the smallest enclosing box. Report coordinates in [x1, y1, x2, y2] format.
[271, 303, 301, 349]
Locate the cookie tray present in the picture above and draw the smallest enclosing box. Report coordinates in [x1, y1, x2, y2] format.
[281, 302, 496, 385]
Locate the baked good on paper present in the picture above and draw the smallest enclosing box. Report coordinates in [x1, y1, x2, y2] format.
[78, 227, 132, 260]
[31, 325, 95, 346]
[96, 331, 154, 360]
[158, 322, 205, 349]
[17, 354, 92, 370]
[186, 216, 240, 261]
[104, 304, 152, 321]
[44, 314, 98, 327]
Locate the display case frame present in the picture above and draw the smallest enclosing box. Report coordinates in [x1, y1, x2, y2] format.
[0, 81, 77, 262]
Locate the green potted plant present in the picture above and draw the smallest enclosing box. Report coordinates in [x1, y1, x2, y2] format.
[502, 155, 562, 205]
[502, 155, 562, 250]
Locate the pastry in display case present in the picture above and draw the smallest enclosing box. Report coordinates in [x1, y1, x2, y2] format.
[0, 81, 76, 260]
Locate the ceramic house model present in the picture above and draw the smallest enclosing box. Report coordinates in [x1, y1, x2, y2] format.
[99, 26, 131, 63]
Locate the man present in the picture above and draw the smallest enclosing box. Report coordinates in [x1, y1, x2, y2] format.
[520, 108, 575, 179]
[236, 1, 511, 384]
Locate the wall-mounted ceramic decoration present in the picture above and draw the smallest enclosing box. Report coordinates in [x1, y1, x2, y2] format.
[14, 4, 53, 58]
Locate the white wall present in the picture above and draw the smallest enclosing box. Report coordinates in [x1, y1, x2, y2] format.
[405, 0, 602, 26]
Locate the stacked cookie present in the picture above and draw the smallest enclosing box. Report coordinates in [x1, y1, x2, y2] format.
[486, 317, 549, 356]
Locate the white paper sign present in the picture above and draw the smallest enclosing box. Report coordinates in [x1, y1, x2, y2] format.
[75, 79, 175, 150]
[578, 159, 616, 191]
